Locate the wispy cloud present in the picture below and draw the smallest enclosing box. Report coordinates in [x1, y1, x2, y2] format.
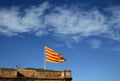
[0, 2, 49, 36]
[45, 7, 108, 36]
[107, 6, 120, 28]
[0, 2, 120, 44]
[87, 39, 102, 49]
[106, 6, 120, 41]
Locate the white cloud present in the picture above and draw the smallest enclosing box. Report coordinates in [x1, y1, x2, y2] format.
[88, 39, 102, 49]
[45, 7, 108, 37]
[106, 30, 120, 41]
[0, 2, 49, 36]
[44, 5, 120, 43]
[0, 2, 120, 45]
[107, 6, 120, 29]
[105, 6, 120, 41]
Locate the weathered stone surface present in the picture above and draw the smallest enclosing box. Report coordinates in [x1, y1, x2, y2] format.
[0, 69, 17, 78]
[0, 68, 72, 81]
[18, 69, 36, 78]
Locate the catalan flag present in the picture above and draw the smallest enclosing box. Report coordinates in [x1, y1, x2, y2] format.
[45, 46, 66, 63]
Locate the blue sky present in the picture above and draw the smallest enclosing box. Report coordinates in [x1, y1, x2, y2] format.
[0, 0, 120, 81]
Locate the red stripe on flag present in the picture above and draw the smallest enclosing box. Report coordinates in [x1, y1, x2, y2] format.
[45, 46, 66, 63]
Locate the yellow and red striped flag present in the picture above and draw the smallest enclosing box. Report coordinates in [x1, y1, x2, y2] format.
[45, 46, 66, 63]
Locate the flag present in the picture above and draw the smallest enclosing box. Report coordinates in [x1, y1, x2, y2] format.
[45, 46, 66, 63]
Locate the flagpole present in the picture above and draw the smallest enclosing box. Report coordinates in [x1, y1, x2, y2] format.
[44, 46, 46, 70]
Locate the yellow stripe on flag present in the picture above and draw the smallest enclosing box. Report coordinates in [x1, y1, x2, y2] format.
[45, 47, 66, 63]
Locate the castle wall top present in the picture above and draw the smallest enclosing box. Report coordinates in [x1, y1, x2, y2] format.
[0, 68, 72, 79]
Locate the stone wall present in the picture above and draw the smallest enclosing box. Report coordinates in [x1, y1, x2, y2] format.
[0, 69, 17, 78]
[0, 68, 72, 81]
[17, 69, 36, 78]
